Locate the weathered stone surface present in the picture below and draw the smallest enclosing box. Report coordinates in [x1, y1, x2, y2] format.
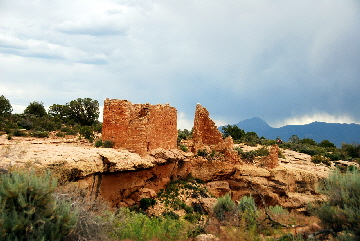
[0, 137, 168, 178]
[200, 198, 218, 213]
[129, 188, 157, 202]
[261, 144, 280, 168]
[191, 104, 240, 163]
[205, 181, 231, 197]
[150, 148, 186, 162]
[196, 234, 220, 241]
[102, 99, 177, 156]
[193, 104, 223, 146]
[232, 164, 271, 177]
[0, 131, 329, 211]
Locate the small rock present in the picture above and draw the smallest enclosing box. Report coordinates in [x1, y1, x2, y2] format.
[196, 234, 220, 241]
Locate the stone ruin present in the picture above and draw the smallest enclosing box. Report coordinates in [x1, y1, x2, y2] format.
[191, 104, 240, 163]
[193, 103, 223, 146]
[102, 99, 240, 162]
[102, 99, 177, 156]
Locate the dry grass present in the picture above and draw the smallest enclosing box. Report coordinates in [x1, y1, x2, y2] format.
[55, 183, 112, 241]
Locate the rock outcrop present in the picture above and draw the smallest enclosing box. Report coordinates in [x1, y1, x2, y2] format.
[0, 134, 328, 211]
[0, 102, 331, 212]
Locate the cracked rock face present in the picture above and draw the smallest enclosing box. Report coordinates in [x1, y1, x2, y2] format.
[0, 135, 330, 211]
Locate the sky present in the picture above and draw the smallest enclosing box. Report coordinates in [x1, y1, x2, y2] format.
[1, 0, 360, 130]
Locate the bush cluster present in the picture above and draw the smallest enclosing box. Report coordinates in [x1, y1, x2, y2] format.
[314, 167, 360, 238]
[2, 164, 359, 241]
[0, 169, 77, 240]
[107, 208, 191, 241]
[235, 146, 270, 163]
[177, 129, 192, 145]
[94, 139, 115, 148]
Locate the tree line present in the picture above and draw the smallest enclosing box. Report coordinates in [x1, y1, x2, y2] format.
[0, 95, 101, 141]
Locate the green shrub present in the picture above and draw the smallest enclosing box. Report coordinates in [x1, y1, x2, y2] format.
[299, 148, 319, 156]
[0, 169, 77, 240]
[267, 205, 288, 215]
[222, 125, 245, 140]
[162, 211, 180, 220]
[253, 146, 269, 157]
[315, 168, 360, 237]
[102, 140, 114, 148]
[7, 133, 12, 140]
[13, 129, 27, 137]
[61, 126, 78, 136]
[311, 154, 331, 166]
[240, 150, 257, 162]
[94, 139, 103, 147]
[238, 146, 270, 162]
[108, 208, 190, 241]
[238, 195, 259, 228]
[140, 198, 156, 211]
[180, 144, 188, 152]
[261, 139, 277, 146]
[177, 129, 192, 144]
[79, 126, 94, 142]
[184, 205, 194, 214]
[92, 122, 102, 133]
[213, 193, 236, 221]
[234, 147, 243, 155]
[184, 213, 201, 223]
[54, 184, 110, 241]
[56, 132, 66, 137]
[196, 149, 208, 157]
[31, 131, 49, 138]
[324, 152, 343, 161]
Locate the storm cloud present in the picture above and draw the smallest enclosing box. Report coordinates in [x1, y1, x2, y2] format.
[1, 0, 359, 129]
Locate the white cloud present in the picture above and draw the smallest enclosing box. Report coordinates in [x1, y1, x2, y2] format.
[12, 104, 26, 114]
[213, 119, 228, 129]
[273, 112, 359, 128]
[98, 105, 104, 122]
[177, 112, 193, 130]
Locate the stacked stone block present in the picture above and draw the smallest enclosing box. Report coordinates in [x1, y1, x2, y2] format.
[102, 99, 177, 156]
[193, 104, 223, 145]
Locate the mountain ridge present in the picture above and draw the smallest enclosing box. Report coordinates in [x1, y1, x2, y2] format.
[224, 117, 360, 147]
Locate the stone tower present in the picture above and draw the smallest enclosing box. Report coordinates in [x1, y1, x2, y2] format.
[102, 99, 177, 156]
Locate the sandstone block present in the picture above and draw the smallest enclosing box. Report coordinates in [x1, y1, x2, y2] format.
[102, 99, 177, 156]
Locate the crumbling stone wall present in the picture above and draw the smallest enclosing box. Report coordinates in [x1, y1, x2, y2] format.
[193, 104, 223, 145]
[102, 99, 177, 156]
[191, 104, 240, 163]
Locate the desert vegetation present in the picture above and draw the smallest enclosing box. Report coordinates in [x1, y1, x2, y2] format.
[0, 95, 102, 142]
[2, 166, 359, 240]
[2, 97, 360, 240]
[219, 124, 360, 167]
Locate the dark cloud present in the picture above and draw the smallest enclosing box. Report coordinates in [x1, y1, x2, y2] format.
[1, 0, 359, 129]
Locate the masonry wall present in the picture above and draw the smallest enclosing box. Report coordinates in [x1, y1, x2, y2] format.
[102, 99, 177, 156]
[192, 104, 223, 145]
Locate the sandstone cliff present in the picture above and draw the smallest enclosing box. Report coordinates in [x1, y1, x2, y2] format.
[0, 134, 329, 212]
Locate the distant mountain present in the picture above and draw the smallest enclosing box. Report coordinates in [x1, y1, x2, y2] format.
[222, 117, 360, 147]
